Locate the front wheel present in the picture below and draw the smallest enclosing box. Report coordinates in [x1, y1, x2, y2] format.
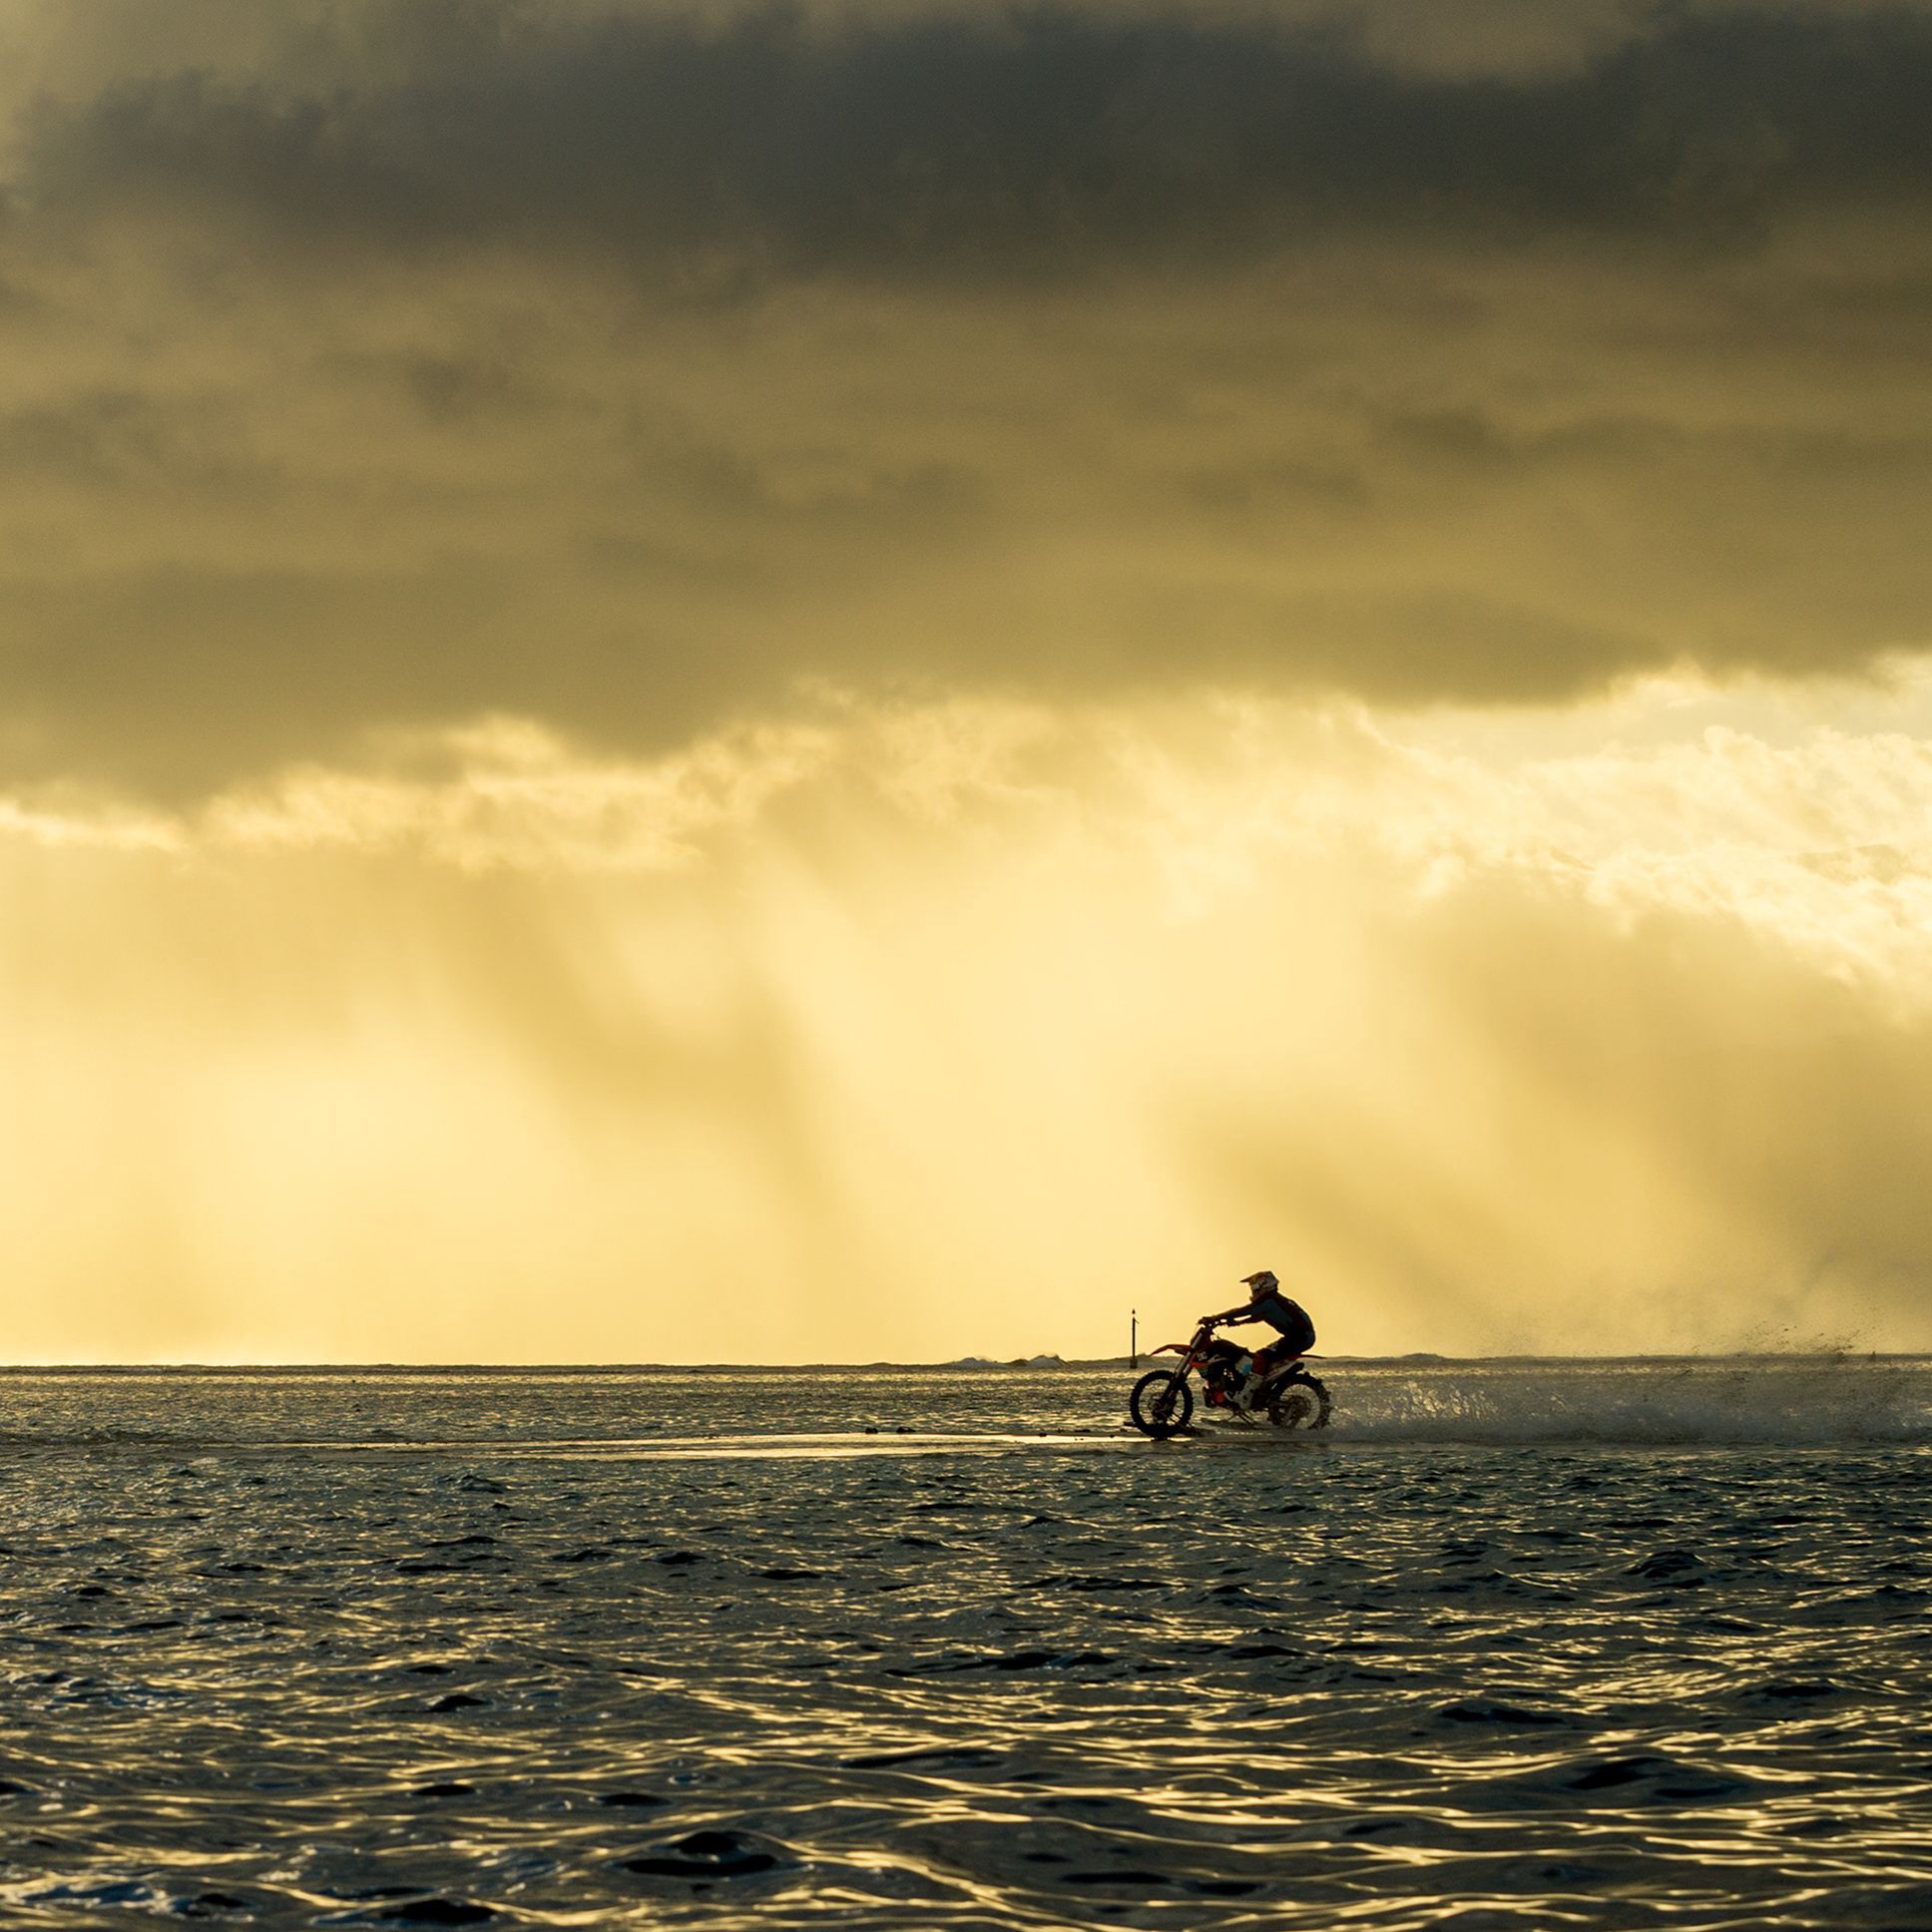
[1267, 1373, 1331, 1431]
[1129, 1369, 1195, 1439]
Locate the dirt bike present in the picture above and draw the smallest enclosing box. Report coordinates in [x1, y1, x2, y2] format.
[1128, 1316, 1331, 1439]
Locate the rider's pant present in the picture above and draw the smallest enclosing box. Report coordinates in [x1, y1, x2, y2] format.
[1207, 1338, 1277, 1373]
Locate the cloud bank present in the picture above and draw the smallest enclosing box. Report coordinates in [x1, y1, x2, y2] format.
[3, 1, 1931, 791]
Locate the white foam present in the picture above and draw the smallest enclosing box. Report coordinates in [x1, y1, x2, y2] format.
[1318, 1357, 1932, 1445]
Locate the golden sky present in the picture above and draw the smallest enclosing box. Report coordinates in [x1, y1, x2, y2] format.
[4, 0, 1931, 1360]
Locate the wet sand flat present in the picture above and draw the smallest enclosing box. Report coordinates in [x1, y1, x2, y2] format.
[0, 1362, 1928, 1927]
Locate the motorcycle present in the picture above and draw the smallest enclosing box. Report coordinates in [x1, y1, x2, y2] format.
[1128, 1316, 1331, 1439]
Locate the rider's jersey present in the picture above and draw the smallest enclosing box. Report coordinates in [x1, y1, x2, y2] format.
[1247, 1292, 1315, 1355]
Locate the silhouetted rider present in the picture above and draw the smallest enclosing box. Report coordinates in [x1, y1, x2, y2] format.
[1201, 1269, 1316, 1393]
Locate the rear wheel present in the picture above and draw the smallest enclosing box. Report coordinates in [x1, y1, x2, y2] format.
[1267, 1373, 1331, 1431]
[1129, 1369, 1195, 1439]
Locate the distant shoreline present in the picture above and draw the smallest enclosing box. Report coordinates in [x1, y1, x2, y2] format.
[1, 1353, 1926, 1375]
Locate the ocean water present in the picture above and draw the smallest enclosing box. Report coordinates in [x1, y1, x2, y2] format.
[1, 1358, 1929, 1929]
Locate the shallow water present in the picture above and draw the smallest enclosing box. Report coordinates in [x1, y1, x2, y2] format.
[1, 1360, 1928, 1928]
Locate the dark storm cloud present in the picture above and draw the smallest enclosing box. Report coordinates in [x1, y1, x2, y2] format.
[18, 3, 1932, 272]
[4, 0, 1932, 793]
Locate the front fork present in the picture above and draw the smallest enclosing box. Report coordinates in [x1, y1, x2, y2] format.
[1172, 1346, 1210, 1416]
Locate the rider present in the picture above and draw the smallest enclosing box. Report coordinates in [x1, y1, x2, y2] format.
[1202, 1270, 1316, 1405]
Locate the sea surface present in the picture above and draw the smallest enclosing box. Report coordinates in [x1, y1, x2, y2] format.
[1, 1358, 1929, 1929]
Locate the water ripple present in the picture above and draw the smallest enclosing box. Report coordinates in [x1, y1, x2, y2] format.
[0, 1365, 1927, 1926]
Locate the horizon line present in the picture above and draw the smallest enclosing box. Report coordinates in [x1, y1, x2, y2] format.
[1, 1350, 1924, 1375]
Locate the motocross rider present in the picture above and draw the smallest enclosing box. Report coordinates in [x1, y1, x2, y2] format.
[1202, 1270, 1316, 1404]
